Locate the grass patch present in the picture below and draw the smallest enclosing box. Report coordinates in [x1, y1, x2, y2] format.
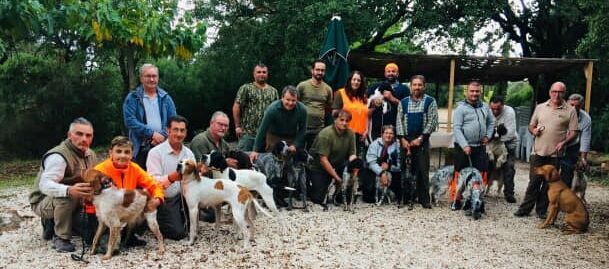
[0, 159, 38, 191]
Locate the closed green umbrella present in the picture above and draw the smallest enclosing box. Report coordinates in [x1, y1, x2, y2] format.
[319, 16, 350, 91]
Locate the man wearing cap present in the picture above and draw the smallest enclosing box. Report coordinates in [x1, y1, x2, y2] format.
[367, 63, 410, 142]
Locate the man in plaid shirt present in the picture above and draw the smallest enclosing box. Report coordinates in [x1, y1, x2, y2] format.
[396, 75, 439, 208]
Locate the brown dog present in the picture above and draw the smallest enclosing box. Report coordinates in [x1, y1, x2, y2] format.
[535, 165, 589, 234]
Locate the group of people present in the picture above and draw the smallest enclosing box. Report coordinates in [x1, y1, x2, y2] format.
[29, 61, 591, 255]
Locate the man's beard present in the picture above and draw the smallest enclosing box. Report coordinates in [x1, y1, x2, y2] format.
[314, 74, 324, 81]
[386, 76, 397, 83]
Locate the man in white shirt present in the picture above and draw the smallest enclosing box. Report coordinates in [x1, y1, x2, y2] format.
[489, 96, 519, 203]
[29, 118, 97, 252]
[147, 115, 195, 240]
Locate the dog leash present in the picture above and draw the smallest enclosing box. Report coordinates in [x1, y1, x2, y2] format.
[71, 202, 89, 263]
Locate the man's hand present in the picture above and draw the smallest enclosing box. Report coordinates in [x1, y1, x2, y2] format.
[151, 132, 165, 145]
[68, 182, 93, 199]
[226, 158, 239, 168]
[333, 176, 342, 185]
[288, 145, 297, 153]
[159, 177, 172, 189]
[168, 171, 181, 182]
[401, 138, 410, 150]
[411, 137, 422, 147]
[580, 158, 589, 170]
[481, 136, 489, 145]
[463, 146, 472, 155]
[380, 162, 389, 171]
[555, 141, 566, 152]
[235, 127, 243, 139]
[249, 152, 259, 163]
[146, 198, 161, 212]
[382, 90, 396, 103]
[198, 163, 209, 175]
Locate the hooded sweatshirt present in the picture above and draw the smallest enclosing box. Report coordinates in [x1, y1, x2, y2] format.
[452, 100, 495, 148]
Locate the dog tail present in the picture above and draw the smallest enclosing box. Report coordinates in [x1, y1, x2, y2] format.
[249, 197, 273, 218]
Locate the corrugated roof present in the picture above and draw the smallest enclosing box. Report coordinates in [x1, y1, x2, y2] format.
[348, 51, 596, 83]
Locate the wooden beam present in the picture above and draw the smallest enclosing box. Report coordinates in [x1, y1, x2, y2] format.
[447, 59, 456, 131]
[584, 61, 593, 113]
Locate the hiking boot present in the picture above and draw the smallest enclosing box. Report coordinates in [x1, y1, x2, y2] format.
[450, 200, 462, 211]
[505, 196, 517, 203]
[41, 219, 55, 241]
[513, 209, 529, 217]
[52, 236, 75, 252]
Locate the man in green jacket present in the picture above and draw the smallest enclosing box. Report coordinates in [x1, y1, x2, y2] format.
[249, 85, 308, 162]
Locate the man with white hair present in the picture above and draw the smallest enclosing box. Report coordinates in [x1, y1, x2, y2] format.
[562, 93, 592, 187]
[123, 63, 177, 170]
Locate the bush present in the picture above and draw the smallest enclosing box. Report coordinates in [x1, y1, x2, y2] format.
[0, 52, 122, 158]
[591, 104, 609, 152]
[506, 81, 533, 107]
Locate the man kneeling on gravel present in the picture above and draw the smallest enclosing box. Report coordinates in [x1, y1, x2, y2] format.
[29, 117, 97, 252]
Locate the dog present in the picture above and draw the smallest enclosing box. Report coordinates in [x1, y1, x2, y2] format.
[178, 159, 272, 247]
[571, 160, 588, 205]
[399, 154, 415, 209]
[486, 124, 508, 195]
[341, 158, 364, 211]
[254, 141, 291, 208]
[535, 165, 589, 234]
[205, 151, 280, 216]
[227, 149, 253, 169]
[83, 169, 165, 260]
[454, 167, 485, 220]
[285, 148, 312, 212]
[375, 171, 392, 206]
[429, 165, 454, 206]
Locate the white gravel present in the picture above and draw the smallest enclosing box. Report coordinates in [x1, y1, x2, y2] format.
[1, 161, 608, 269]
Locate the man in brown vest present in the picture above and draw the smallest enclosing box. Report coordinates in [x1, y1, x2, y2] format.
[29, 117, 97, 252]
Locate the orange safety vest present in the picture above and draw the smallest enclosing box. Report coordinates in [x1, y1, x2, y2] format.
[338, 88, 368, 135]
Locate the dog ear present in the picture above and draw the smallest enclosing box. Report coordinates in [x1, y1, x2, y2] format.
[122, 190, 135, 208]
[497, 124, 507, 136]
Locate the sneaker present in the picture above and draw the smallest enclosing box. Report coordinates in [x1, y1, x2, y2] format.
[450, 200, 462, 211]
[52, 236, 75, 252]
[505, 196, 517, 203]
[513, 209, 528, 217]
[41, 219, 55, 241]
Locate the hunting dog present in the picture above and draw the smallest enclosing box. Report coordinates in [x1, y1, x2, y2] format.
[399, 154, 414, 209]
[322, 158, 364, 211]
[285, 148, 312, 212]
[178, 159, 272, 247]
[83, 169, 165, 260]
[571, 160, 588, 205]
[429, 165, 454, 206]
[227, 149, 254, 169]
[205, 151, 280, 216]
[486, 124, 508, 195]
[535, 164, 589, 234]
[254, 141, 290, 207]
[454, 167, 486, 220]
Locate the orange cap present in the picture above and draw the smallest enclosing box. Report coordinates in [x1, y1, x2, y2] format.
[385, 63, 399, 72]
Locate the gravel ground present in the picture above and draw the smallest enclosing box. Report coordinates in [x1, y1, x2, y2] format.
[1, 161, 608, 269]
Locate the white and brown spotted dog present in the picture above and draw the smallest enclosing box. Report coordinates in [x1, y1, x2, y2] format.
[178, 159, 272, 247]
[83, 169, 165, 260]
[204, 151, 280, 216]
[486, 124, 508, 195]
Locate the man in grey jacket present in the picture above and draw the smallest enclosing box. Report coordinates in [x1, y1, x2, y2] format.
[450, 80, 494, 210]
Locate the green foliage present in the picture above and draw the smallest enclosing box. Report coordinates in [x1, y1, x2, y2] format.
[0, 51, 122, 157]
[505, 81, 533, 108]
[590, 104, 609, 152]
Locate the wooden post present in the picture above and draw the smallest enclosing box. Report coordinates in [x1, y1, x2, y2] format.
[447, 59, 456, 131]
[584, 61, 593, 113]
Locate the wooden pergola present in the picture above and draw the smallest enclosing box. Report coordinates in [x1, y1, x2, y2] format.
[348, 51, 596, 131]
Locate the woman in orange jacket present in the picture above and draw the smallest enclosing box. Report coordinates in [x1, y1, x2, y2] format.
[332, 71, 370, 157]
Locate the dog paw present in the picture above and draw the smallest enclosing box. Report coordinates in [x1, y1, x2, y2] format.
[102, 254, 112, 260]
[537, 223, 548, 229]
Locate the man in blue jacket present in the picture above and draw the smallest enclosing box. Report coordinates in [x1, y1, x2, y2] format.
[123, 64, 177, 169]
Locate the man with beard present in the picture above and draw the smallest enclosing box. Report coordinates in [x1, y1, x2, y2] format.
[396, 75, 439, 209]
[232, 63, 279, 151]
[450, 80, 495, 210]
[297, 59, 333, 150]
[367, 63, 410, 142]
